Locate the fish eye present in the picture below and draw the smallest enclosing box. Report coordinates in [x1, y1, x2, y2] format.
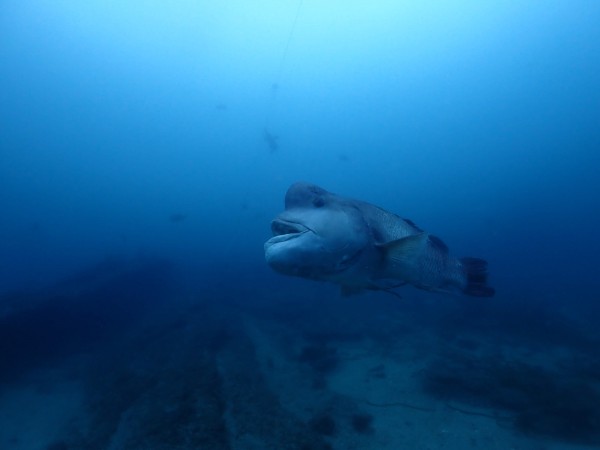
[312, 197, 325, 208]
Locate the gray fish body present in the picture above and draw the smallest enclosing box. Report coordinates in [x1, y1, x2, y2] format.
[264, 182, 494, 297]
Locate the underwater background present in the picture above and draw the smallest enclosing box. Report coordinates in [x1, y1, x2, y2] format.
[1, 1, 600, 449]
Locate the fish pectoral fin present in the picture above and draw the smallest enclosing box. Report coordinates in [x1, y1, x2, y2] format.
[379, 287, 403, 299]
[340, 282, 404, 299]
[379, 233, 428, 267]
[372, 280, 407, 289]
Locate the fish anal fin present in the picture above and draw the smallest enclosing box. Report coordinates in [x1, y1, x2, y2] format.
[340, 285, 364, 297]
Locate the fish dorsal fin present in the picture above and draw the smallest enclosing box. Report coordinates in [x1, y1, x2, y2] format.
[380, 233, 428, 269]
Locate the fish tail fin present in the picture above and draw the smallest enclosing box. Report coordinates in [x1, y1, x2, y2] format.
[460, 257, 495, 297]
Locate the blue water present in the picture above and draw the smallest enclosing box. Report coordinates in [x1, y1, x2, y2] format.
[1, 2, 600, 449]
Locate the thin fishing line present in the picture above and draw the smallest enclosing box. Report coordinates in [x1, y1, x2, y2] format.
[264, 0, 304, 129]
[276, 0, 303, 86]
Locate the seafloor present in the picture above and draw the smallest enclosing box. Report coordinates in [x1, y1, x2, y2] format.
[0, 258, 598, 450]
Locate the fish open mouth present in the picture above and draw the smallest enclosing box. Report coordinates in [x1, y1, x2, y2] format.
[267, 219, 310, 244]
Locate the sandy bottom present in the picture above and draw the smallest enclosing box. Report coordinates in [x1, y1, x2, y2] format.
[0, 368, 83, 450]
[0, 290, 597, 450]
[247, 316, 592, 450]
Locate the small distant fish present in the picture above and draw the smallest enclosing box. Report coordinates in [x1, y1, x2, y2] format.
[169, 213, 187, 223]
[263, 129, 279, 152]
[264, 182, 495, 298]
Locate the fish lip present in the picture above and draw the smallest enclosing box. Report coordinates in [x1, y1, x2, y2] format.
[267, 219, 311, 244]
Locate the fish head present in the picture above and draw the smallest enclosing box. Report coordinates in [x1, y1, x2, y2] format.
[264, 183, 370, 280]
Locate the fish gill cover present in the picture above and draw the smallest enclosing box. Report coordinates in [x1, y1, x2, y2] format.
[1, 1, 600, 449]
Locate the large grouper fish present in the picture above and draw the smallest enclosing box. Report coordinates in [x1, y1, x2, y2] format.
[264, 182, 494, 298]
